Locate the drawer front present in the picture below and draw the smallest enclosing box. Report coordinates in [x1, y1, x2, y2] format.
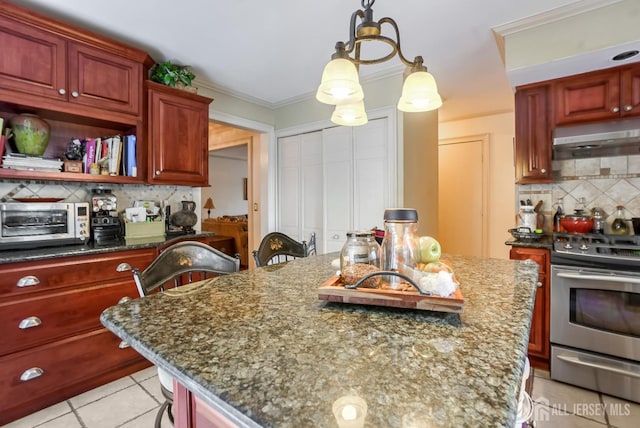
[0, 248, 155, 298]
[509, 247, 548, 275]
[0, 280, 139, 356]
[0, 328, 143, 422]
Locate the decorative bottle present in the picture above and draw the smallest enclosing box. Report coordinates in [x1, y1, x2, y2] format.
[610, 205, 628, 235]
[553, 198, 564, 233]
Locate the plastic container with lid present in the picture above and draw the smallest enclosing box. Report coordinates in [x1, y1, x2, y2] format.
[340, 230, 381, 287]
[380, 208, 419, 288]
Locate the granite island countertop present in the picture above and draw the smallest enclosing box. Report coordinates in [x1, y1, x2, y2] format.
[101, 253, 539, 427]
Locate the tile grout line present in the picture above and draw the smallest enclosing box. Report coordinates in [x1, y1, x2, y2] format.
[130, 372, 163, 406]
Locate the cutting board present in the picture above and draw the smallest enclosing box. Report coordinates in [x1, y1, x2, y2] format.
[318, 275, 464, 313]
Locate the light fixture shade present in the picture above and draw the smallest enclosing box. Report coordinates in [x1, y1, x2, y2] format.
[397, 70, 443, 112]
[203, 197, 215, 209]
[316, 58, 364, 105]
[331, 100, 368, 126]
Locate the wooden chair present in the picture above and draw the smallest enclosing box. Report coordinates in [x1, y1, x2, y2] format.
[253, 232, 308, 267]
[127, 241, 240, 427]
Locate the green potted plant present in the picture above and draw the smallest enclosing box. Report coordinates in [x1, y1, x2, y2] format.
[150, 60, 197, 92]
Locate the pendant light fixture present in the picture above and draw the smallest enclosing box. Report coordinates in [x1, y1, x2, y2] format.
[316, 0, 442, 126]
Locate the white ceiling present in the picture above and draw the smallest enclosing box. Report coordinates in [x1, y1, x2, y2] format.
[14, 0, 640, 122]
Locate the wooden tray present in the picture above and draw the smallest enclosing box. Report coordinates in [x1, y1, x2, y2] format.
[318, 275, 464, 313]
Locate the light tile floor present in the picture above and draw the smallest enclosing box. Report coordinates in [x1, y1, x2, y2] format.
[4, 367, 639, 427]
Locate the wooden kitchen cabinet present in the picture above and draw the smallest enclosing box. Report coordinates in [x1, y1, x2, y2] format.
[509, 246, 550, 369]
[147, 80, 213, 186]
[0, 3, 150, 119]
[0, 1, 153, 185]
[514, 84, 553, 184]
[553, 63, 640, 126]
[0, 248, 156, 425]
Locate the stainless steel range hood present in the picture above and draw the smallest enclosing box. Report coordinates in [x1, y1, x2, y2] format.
[553, 119, 640, 160]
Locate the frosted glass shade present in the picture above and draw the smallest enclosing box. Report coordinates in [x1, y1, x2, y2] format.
[331, 101, 368, 126]
[316, 58, 364, 105]
[397, 70, 443, 112]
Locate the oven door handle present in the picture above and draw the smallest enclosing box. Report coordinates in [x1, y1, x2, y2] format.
[556, 354, 640, 379]
[556, 271, 640, 285]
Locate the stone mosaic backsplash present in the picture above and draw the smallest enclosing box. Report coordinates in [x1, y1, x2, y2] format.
[0, 180, 199, 224]
[517, 154, 640, 234]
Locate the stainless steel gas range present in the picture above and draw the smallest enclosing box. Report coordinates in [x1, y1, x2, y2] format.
[551, 232, 640, 403]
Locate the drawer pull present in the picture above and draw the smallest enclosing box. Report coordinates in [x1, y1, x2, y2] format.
[536, 282, 543, 288]
[17, 276, 40, 287]
[20, 367, 44, 382]
[118, 341, 130, 349]
[118, 296, 132, 304]
[116, 263, 132, 272]
[18, 316, 42, 329]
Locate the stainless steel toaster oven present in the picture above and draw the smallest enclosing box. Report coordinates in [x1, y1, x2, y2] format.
[0, 202, 90, 250]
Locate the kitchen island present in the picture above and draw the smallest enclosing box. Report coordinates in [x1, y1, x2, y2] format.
[101, 253, 539, 427]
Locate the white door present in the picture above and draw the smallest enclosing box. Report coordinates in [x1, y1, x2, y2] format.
[277, 134, 300, 240]
[277, 131, 323, 248]
[300, 132, 323, 251]
[323, 126, 352, 253]
[438, 136, 488, 257]
[353, 117, 389, 231]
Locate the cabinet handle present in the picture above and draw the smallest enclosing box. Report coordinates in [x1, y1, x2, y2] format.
[118, 341, 130, 349]
[20, 367, 44, 382]
[116, 263, 132, 272]
[118, 296, 132, 304]
[155, 170, 160, 175]
[540, 168, 547, 174]
[17, 276, 40, 287]
[612, 106, 620, 113]
[58, 88, 66, 95]
[18, 316, 42, 329]
[536, 282, 543, 288]
[625, 105, 633, 112]
[71, 91, 79, 98]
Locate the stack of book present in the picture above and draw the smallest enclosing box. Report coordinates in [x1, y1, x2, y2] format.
[2, 153, 63, 172]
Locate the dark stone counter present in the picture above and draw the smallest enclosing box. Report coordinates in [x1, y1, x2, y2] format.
[102, 253, 539, 428]
[0, 232, 215, 264]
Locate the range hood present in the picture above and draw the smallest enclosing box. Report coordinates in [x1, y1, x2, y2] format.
[553, 119, 640, 160]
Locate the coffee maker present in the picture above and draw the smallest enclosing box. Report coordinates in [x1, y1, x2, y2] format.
[90, 188, 122, 245]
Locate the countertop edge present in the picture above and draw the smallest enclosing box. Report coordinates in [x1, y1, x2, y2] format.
[100, 304, 261, 428]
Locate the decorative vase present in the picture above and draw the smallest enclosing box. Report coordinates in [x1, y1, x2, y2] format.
[9, 113, 51, 156]
[170, 200, 198, 233]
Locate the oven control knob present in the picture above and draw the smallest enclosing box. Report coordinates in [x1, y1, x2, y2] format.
[579, 242, 589, 250]
[563, 242, 573, 250]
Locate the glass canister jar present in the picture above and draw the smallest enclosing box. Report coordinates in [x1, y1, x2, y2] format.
[380, 208, 419, 288]
[340, 230, 381, 288]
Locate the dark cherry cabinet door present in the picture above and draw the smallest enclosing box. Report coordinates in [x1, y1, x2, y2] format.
[509, 247, 550, 368]
[553, 69, 620, 125]
[0, 15, 67, 101]
[148, 81, 213, 186]
[68, 42, 142, 116]
[553, 63, 640, 125]
[514, 85, 553, 184]
[621, 66, 640, 119]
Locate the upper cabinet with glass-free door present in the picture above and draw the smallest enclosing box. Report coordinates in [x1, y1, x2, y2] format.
[0, 3, 152, 123]
[553, 63, 640, 126]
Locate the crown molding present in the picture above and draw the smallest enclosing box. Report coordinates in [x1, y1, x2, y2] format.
[493, 0, 624, 37]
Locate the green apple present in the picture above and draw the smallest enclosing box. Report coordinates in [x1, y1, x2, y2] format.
[418, 236, 441, 263]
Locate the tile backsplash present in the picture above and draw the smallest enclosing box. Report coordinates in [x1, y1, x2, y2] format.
[0, 180, 199, 223]
[516, 154, 640, 234]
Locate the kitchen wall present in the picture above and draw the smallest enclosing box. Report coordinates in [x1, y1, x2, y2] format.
[516, 155, 640, 234]
[439, 112, 516, 259]
[0, 181, 198, 227]
[207, 153, 248, 218]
